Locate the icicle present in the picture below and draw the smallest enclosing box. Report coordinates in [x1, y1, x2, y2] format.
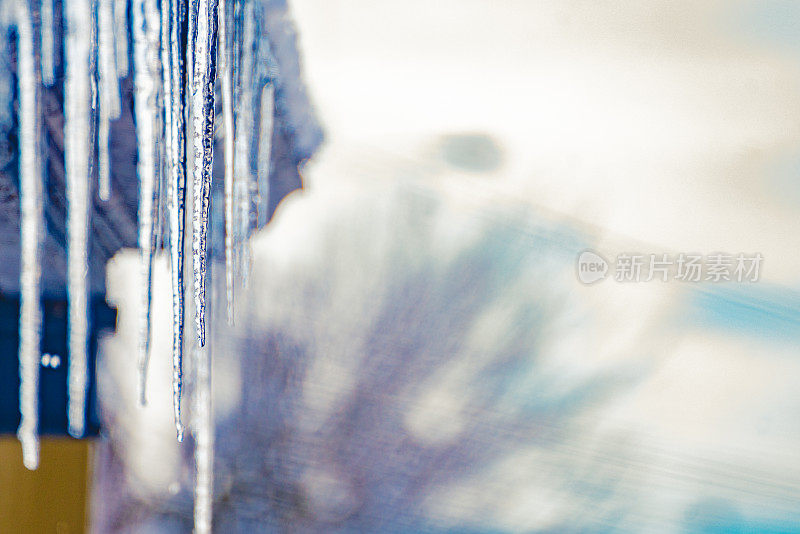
[16, 0, 41, 470]
[189, 1, 219, 528]
[153, 0, 171, 257]
[65, 0, 92, 438]
[256, 82, 274, 228]
[131, 0, 161, 403]
[167, 0, 188, 441]
[236, 78, 271, 290]
[219, 0, 235, 325]
[40, 0, 55, 86]
[115, 0, 129, 77]
[190, 0, 219, 347]
[161, 0, 175, 357]
[234, 149, 249, 288]
[230, 0, 250, 290]
[98, 0, 122, 201]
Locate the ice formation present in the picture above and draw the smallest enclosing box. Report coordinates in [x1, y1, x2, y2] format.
[2, 0, 279, 528]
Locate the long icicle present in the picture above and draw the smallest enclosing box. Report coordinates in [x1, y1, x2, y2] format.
[190, 0, 219, 347]
[191, 0, 220, 529]
[254, 13, 273, 231]
[219, 0, 235, 325]
[39, 0, 55, 86]
[16, 0, 42, 470]
[234, 3, 256, 287]
[98, 0, 122, 201]
[168, 0, 187, 441]
[157, 0, 172, 254]
[65, 0, 93, 438]
[132, 0, 160, 404]
[256, 82, 274, 228]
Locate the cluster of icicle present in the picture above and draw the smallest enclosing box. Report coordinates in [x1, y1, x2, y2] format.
[2, 0, 275, 531]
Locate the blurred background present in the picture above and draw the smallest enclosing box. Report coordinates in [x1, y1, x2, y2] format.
[4, 0, 800, 532]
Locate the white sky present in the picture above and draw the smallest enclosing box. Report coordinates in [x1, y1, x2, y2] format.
[290, 0, 800, 285]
